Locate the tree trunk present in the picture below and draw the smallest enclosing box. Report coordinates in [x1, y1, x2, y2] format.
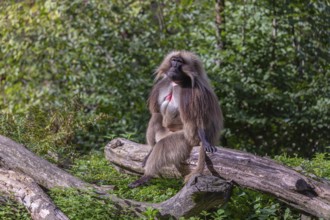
[214, 0, 225, 67]
[286, 0, 304, 76]
[105, 138, 330, 219]
[270, 0, 277, 71]
[215, 0, 225, 51]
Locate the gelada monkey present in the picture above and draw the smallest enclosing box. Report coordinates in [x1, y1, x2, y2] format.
[129, 51, 223, 188]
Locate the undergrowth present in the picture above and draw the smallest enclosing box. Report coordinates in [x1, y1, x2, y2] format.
[70, 152, 182, 203]
[0, 196, 31, 220]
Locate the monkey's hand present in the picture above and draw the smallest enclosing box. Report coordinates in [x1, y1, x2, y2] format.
[198, 128, 217, 153]
[203, 141, 217, 153]
[128, 175, 152, 188]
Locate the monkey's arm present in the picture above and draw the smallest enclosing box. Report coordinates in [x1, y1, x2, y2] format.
[146, 113, 164, 146]
[143, 113, 166, 167]
[198, 128, 217, 153]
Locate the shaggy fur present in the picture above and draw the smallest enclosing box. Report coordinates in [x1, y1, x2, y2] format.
[129, 51, 223, 188]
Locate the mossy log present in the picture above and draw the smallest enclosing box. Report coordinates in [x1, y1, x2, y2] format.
[105, 138, 330, 219]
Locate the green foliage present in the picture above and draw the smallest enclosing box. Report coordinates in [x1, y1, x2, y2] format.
[0, 109, 75, 160]
[210, 209, 227, 220]
[275, 152, 330, 179]
[1, 0, 328, 156]
[177, 188, 300, 220]
[0, 102, 110, 159]
[71, 152, 133, 185]
[142, 207, 159, 220]
[214, 189, 280, 219]
[0, 0, 152, 149]
[124, 178, 181, 203]
[216, 1, 330, 156]
[71, 152, 182, 203]
[49, 188, 132, 220]
[0, 196, 31, 220]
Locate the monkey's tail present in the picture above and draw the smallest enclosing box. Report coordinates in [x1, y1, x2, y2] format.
[184, 145, 206, 183]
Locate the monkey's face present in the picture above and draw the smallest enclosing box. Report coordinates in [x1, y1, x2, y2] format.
[156, 51, 207, 88]
[166, 56, 191, 87]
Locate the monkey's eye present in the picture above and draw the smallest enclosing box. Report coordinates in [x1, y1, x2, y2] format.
[171, 56, 184, 64]
[170, 57, 184, 68]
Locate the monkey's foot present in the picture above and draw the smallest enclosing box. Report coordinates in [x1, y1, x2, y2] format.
[128, 175, 152, 188]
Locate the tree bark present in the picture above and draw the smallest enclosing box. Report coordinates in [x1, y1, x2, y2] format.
[105, 138, 330, 219]
[0, 135, 231, 219]
[270, 0, 277, 71]
[215, 0, 225, 51]
[214, 0, 225, 67]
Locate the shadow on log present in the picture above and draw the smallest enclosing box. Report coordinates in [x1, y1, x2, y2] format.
[105, 138, 330, 219]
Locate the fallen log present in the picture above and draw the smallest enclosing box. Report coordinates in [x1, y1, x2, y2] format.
[0, 135, 231, 219]
[105, 138, 330, 219]
[0, 168, 69, 220]
[0, 135, 88, 189]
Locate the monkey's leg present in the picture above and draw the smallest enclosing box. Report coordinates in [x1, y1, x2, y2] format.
[143, 127, 173, 168]
[141, 150, 151, 168]
[143, 113, 167, 168]
[183, 129, 218, 183]
[146, 113, 163, 147]
[129, 132, 192, 188]
[144, 132, 191, 175]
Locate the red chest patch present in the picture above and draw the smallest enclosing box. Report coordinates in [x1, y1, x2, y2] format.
[165, 93, 173, 101]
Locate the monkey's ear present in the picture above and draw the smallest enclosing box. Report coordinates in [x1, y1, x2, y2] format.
[153, 62, 166, 80]
[153, 69, 164, 81]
